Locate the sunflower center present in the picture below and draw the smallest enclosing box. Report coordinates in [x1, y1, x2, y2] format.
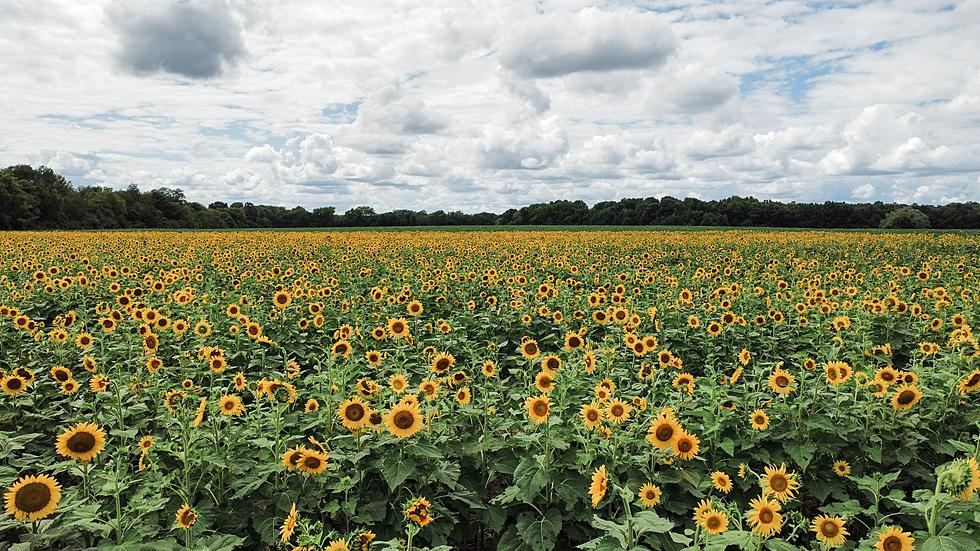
[223, 401, 234, 411]
[15, 482, 52, 513]
[770, 476, 788, 491]
[67, 432, 96, 453]
[525, 344, 538, 355]
[533, 402, 548, 416]
[394, 410, 416, 429]
[345, 404, 365, 421]
[706, 516, 721, 529]
[897, 390, 916, 404]
[181, 510, 196, 524]
[775, 376, 788, 386]
[392, 322, 405, 333]
[611, 405, 624, 417]
[54, 371, 69, 382]
[677, 439, 692, 453]
[655, 424, 674, 441]
[820, 521, 839, 537]
[7, 378, 23, 390]
[759, 509, 774, 523]
[587, 410, 599, 422]
[435, 359, 449, 371]
[968, 373, 980, 386]
[883, 536, 901, 551]
[755, 415, 766, 424]
[303, 456, 322, 469]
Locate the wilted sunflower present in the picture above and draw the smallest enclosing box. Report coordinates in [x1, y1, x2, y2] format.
[4, 474, 61, 521]
[219, 394, 245, 416]
[337, 396, 373, 431]
[175, 504, 197, 529]
[385, 402, 423, 438]
[55, 422, 106, 462]
[750, 409, 770, 431]
[589, 465, 607, 507]
[711, 471, 733, 493]
[280, 502, 297, 542]
[637, 483, 661, 508]
[760, 463, 800, 502]
[672, 432, 700, 460]
[811, 515, 847, 547]
[891, 384, 922, 411]
[747, 495, 782, 537]
[525, 395, 551, 424]
[296, 449, 329, 475]
[875, 526, 914, 551]
[647, 415, 681, 450]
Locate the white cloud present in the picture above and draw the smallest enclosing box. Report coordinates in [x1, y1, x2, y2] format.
[477, 116, 568, 170]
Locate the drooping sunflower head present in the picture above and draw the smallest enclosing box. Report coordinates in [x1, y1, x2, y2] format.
[55, 422, 106, 463]
[4, 474, 61, 521]
[175, 504, 197, 529]
[589, 465, 607, 508]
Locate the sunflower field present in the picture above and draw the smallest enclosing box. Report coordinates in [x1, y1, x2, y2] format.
[1, 229, 978, 551]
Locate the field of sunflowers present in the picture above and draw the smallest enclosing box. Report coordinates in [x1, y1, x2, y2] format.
[1, 229, 978, 551]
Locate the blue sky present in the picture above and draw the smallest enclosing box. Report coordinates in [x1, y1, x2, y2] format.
[2, 0, 979, 211]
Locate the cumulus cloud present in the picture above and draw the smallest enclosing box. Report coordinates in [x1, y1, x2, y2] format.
[655, 63, 739, 113]
[682, 128, 751, 160]
[478, 116, 568, 170]
[245, 133, 387, 184]
[106, 0, 245, 78]
[498, 7, 676, 79]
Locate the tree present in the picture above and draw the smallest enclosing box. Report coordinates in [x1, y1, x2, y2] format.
[880, 207, 931, 229]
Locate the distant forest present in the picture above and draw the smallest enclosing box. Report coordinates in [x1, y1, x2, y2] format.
[2, 164, 979, 230]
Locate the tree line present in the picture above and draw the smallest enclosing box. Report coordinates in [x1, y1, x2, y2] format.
[1, 164, 976, 230]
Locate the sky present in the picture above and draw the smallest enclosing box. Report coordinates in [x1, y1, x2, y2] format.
[2, 0, 980, 213]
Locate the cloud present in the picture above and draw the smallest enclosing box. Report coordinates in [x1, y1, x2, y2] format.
[498, 7, 676, 78]
[851, 182, 875, 199]
[106, 0, 245, 79]
[477, 116, 568, 170]
[682, 128, 751, 160]
[655, 63, 739, 113]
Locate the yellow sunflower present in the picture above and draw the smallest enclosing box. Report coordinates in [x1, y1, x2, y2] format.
[580, 403, 603, 430]
[175, 504, 197, 529]
[811, 515, 848, 547]
[891, 384, 922, 411]
[637, 483, 661, 508]
[1, 375, 28, 395]
[833, 460, 851, 477]
[767, 369, 795, 395]
[280, 502, 297, 542]
[430, 352, 455, 374]
[295, 449, 329, 475]
[646, 415, 682, 450]
[589, 465, 607, 508]
[711, 471, 733, 493]
[605, 399, 631, 424]
[55, 422, 106, 463]
[875, 526, 914, 551]
[750, 409, 770, 431]
[218, 394, 245, 416]
[4, 474, 61, 521]
[281, 446, 307, 472]
[958, 370, 980, 395]
[384, 402, 423, 438]
[702, 510, 729, 535]
[337, 396, 373, 431]
[760, 463, 800, 503]
[520, 339, 541, 360]
[747, 495, 782, 537]
[525, 395, 551, 424]
[672, 432, 700, 460]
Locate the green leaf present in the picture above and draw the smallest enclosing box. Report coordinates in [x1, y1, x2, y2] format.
[921, 535, 976, 551]
[381, 457, 416, 490]
[591, 515, 628, 548]
[517, 509, 562, 551]
[765, 539, 798, 551]
[718, 438, 735, 457]
[785, 441, 817, 470]
[513, 455, 550, 501]
[704, 530, 756, 551]
[193, 534, 247, 551]
[632, 510, 674, 535]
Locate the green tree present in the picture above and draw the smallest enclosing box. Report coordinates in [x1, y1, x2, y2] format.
[880, 207, 931, 229]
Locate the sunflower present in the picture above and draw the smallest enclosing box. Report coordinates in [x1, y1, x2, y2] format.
[193, 397, 207, 428]
[364, 350, 382, 366]
[384, 402, 423, 438]
[707, 321, 722, 336]
[702, 510, 729, 535]
[833, 460, 851, 477]
[590, 465, 607, 507]
[875, 526, 914, 551]
[387, 317, 409, 338]
[875, 366, 900, 386]
[175, 504, 197, 529]
[139, 435, 155, 451]
[337, 396, 373, 431]
[404, 497, 432, 526]
[540, 355, 562, 371]
[55, 422, 106, 462]
[956, 457, 980, 500]
[637, 483, 661, 508]
[273, 291, 292, 309]
[646, 416, 682, 450]
[281, 446, 307, 472]
[738, 349, 751, 366]
[481, 361, 497, 377]
[891, 384, 922, 411]
[389, 374, 408, 393]
[418, 380, 440, 400]
[750, 409, 770, 431]
[219, 394, 245, 416]
[520, 339, 541, 360]
[534, 371, 555, 393]
[564, 332, 584, 350]
[50, 365, 73, 383]
[455, 387, 471, 405]
[760, 464, 800, 503]
[747, 495, 782, 537]
[304, 399, 319, 412]
[325, 540, 350, 551]
[4, 474, 61, 521]
[672, 373, 695, 394]
[711, 471, 733, 493]
[331, 340, 352, 357]
[825, 361, 851, 385]
[430, 352, 455, 374]
[1, 375, 28, 396]
[672, 432, 700, 460]
[811, 515, 848, 547]
[580, 403, 603, 430]
[296, 449, 329, 475]
[406, 300, 423, 316]
[767, 369, 795, 395]
[280, 502, 297, 542]
[692, 499, 714, 523]
[606, 399, 631, 424]
[525, 395, 551, 424]
[90, 375, 109, 393]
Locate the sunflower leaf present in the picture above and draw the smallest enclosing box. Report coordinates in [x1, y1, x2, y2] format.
[381, 457, 416, 490]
